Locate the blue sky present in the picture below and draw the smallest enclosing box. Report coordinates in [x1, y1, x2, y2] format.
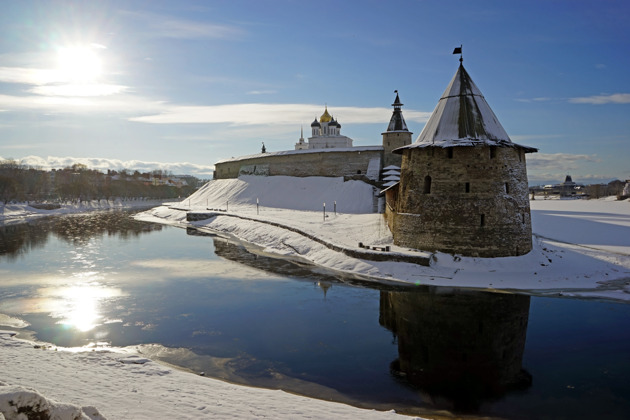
[0, 0, 628, 185]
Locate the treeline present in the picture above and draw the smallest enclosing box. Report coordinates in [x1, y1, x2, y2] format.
[0, 160, 206, 204]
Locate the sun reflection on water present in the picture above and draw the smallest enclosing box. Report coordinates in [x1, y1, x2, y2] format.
[38, 281, 125, 332]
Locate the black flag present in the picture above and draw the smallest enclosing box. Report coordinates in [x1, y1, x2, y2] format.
[453, 46, 462, 54]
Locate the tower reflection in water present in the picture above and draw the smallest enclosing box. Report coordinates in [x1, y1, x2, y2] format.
[380, 288, 532, 411]
[198, 228, 533, 413]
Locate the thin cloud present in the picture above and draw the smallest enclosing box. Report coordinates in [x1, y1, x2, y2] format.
[510, 134, 564, 142]
[6, 155, 215, 177]
[528, 153, 600, 167]
[515, 97, 556, 103]
[0, 93, 164, 115]
[128, 103, 432, 125]
[29, 84, 129, 97]
[527, 153, 602, 182]
[120, 10, 244, 40]
[0, 66, 61, 85]
[569, 93, 630, 104]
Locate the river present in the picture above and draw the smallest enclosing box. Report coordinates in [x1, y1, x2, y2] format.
[1, 210, 629, 419]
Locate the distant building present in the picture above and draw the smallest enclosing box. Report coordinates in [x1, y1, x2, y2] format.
[535, 175, 585, 197]
[296, 106, 353, 150]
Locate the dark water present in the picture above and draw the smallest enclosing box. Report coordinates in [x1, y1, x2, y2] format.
[1, 212, 629, 419]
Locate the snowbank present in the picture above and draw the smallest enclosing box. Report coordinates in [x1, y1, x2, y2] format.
[0, 331, 419, 420]
[137, 177, 630, 303]
[182, 175, 376, 213]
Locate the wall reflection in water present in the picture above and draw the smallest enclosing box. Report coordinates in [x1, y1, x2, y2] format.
[380, 288, 532, 411]
[0, 211, 162, 260]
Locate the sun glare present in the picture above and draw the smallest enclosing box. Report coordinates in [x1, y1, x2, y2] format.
[56, 46, 103, 83]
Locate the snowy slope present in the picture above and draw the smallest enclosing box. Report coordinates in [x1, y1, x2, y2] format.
[183, 175, 376, 213]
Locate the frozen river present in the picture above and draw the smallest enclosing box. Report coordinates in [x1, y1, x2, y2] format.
[1, 210, 629, 419]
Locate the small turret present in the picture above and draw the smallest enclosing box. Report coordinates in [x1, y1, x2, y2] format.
[382, 90, 412, 167]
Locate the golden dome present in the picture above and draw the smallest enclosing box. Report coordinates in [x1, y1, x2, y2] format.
[319, 106, 332, 123]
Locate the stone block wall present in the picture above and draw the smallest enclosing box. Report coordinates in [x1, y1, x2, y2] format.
[382, 131, 412, 168]
[390, 145, 533, 257]
[214, 148, 384, 180]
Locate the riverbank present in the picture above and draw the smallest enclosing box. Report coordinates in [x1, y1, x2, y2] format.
[0, 331, 417, 420]
[0, 199, 165, 226]
[136, 176, 630, 303]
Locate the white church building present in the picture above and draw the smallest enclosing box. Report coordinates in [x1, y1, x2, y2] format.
[295, 106, 353, 150]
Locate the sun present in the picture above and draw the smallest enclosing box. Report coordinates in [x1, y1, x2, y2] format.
[56, 46, 103, 83]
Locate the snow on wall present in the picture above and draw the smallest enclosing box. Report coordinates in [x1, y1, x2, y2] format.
[185, 175, 377, 213]
[366, 157, 382, 181]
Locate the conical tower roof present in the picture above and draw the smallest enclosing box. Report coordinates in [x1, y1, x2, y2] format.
[395, 64, 536, 153]
[383, 90, 410, 132]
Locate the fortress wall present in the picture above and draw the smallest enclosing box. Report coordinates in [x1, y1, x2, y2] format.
[391, 146, 532, 257]
[214, 149, 383, 180]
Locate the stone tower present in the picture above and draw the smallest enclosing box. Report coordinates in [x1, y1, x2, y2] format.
[382, 91, 412, 168]
[388, 63, 537, 257]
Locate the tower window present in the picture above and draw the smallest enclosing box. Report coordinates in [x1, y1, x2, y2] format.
[522, 213, 526, 224]
[465, 182, 470, 193]
[505, 182, 510, 194]
[480, 214, 485, 227]
[447, 148, 453, 159]
[490, 146, 497, 159]
[423, 175, 432, 194]
[357, 170, 362, 175]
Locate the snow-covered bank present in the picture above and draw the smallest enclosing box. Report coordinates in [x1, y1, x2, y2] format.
[137, 177, 630, 303]
[0, 331, 418, 420]
[0, 199, 166, 226]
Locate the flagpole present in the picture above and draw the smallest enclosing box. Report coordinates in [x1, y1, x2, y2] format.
[453, 44, 463, 63]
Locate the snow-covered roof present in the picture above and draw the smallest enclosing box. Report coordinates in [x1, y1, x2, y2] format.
[395, 64, 537, 153]
[382, 165, 400, 170]
[380, 180, 400, 194]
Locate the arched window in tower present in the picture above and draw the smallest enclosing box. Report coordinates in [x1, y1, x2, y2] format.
[423, 175, 432, 194]
[490, 146, 497, 159]
[447, 148, 454, 159]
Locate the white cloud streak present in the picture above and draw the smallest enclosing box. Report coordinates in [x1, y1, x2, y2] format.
[569, 93, 630, 104]
[128, 103, 432, 125]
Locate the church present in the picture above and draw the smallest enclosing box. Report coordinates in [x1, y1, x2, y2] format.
[295, 106, 353, 150]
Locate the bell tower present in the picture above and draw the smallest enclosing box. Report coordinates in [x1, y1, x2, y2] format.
[382, 91, 412, 167]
